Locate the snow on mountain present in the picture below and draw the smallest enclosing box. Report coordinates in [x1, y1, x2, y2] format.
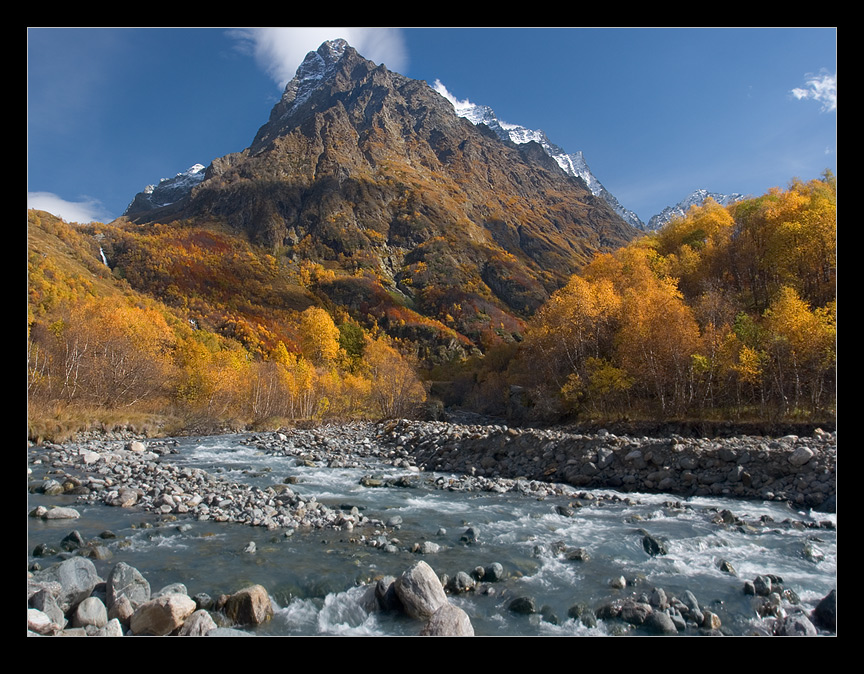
[646, 188, 747, 231]
[274, 39, 349, 119]
[123, 164, 206, 216]
[433, 80, 645, 230]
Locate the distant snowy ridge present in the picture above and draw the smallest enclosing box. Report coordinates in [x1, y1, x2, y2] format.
[434, 80, 645, 230]
[123, 164, 205, 216]
[646, 188, 747, 231]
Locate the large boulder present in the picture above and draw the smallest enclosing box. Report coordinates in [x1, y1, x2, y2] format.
[224, 585, 274, 626]
[42, 506, 80, 520]
[178, 609, 219, 636]
[106, 562, 151, 610]
[27, 608, 57, 635]
[394, 561, 448, 619]
[419, 603, 474, 636]
[129, 594, 197, 635]
[812, 589, 836, 632]
[71, 596, 108, 629]
[37, 557, 102, 613]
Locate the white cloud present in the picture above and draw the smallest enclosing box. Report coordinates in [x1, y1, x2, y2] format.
[228, 27, 409, 90]
[433, 80, 471, 108]
[790, 71, 836, 112]
[28, 192, 111, 224]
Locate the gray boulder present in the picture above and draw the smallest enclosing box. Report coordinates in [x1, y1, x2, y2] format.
[811, 589, 836, 632]
[42, 506, 80, 520]
[72, 596, 108, 629]
[178, 609, 219, 636]
[645, 610, 678, 634]
[776, 610, 818, 636]
[39, 557, 102, 613]
[106, 562, 151, 610]
[27, 608, 57, 635]
[419, 603, 474, 636]
[394, 561, 448, 619]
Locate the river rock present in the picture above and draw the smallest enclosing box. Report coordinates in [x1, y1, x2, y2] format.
[108, 595, 134, 625]
[567, 603, 598, 628]
[42, 506, 80, 520]
[484, 562, 505, 582]
[789, 446, 815, 466]
[37, 557, 102, 613]
[224, 585, 274, 626]
[812, 589, 836, 632]
[106, 562, 151, 610]
[28, 586, 65, 629]
[419, 603, 475, 636]
[71, 596, 108, 629]
[93, 618, 124, 636]
[129, 593, 197, 635]
[61, 530, 85, 551]
[775, 609, 818, 636]
[178, 609, 219, 636]
[641, 532, 668, 556]
[154, 583, 188, 598]
[508, 596, 536, 615]
[645, 610, 678, 634]
[394, 561, 448, 619]
[447, 571, 475, 594]
[27, 608, 57, 635]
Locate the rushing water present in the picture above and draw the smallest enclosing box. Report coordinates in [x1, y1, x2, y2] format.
[28, 433, 837, 636]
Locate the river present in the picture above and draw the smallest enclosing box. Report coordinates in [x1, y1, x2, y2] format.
[27, 431, 837, 636]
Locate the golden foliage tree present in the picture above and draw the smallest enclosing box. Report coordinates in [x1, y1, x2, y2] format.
[298, 306, 342, 366]
[763, 286, 836, 413]
[43, 296, 176, 408]
[362, 337, 426, 418]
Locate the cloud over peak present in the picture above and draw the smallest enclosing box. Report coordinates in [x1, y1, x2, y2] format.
[228, 27, 408, 90]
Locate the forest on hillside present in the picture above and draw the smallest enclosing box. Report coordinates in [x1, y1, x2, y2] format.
[26, 174, 836, 440]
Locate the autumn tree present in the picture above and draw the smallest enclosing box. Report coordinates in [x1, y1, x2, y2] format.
[43, 296, 176, 408]
[762, 286, 836, 414]
[616, 273, 701, 415]
[362, 337, 426, 419]
[298, 306, 342, 366]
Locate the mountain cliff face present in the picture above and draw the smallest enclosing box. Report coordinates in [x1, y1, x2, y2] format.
[124, 39, 640, 348]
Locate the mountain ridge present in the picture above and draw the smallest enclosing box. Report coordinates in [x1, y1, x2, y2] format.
[124, 59, 746, 236]
[646, 188, 747, 231]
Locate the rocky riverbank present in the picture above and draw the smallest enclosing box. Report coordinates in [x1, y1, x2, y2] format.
[27, 555, 475, 636]
[373, 419, 837, 512]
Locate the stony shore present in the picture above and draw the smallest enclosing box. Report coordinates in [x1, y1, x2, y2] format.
[373, 419, 837, 512]
[27, 554, 475, 636]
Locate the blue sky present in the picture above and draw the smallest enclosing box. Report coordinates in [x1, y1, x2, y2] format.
[27, 27, 836, 226]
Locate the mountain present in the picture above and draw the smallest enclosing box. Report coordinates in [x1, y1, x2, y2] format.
[124, 164, 206, 216]
[121, 39, 640, 352]
[432, 81, 645, 230]
[646, 188, 747, 231]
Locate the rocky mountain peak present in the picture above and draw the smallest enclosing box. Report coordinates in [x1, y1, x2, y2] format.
[121, 40, 641, 346]
[250, 39, 384, 151]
